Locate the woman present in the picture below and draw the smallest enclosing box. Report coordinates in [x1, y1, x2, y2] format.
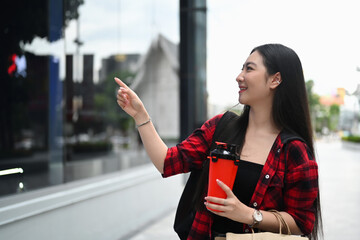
[115, 44, 322, 240]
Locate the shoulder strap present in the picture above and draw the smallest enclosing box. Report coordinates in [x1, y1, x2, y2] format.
[280, 131, 305, 145]
[210, 111, 240, 150]
[173, 111, 238, 239]
[280, 131, 305, 185]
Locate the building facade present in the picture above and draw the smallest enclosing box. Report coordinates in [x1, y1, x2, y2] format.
[131, 34, 180, 140]
[0, 1, 183, 239]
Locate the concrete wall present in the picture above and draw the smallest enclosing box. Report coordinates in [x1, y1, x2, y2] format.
[0, 164, 183, 240]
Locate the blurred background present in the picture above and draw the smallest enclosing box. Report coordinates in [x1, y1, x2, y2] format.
[0, 0, 359, 239]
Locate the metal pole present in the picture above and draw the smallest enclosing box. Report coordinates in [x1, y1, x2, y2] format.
[179, 0, 207, 141]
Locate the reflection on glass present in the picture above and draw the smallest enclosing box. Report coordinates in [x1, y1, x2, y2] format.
[0, 1, 180, 198]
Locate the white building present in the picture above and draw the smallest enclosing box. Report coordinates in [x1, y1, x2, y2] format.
[131, 34, 179, 140]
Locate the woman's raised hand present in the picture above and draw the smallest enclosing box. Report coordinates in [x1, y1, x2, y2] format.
[115, 77, 167, 174]
[114, 77, 146, 120]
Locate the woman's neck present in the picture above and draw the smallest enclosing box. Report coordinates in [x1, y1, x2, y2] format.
[247, 105, 280, 135]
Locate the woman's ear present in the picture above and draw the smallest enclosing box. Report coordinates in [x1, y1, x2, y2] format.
[270, 72, 282, 89]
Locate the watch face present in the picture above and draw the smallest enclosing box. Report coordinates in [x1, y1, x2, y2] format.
[254, 210, 263, 222]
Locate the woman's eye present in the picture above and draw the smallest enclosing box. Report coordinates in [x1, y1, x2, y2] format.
[242, 65, 254, 71]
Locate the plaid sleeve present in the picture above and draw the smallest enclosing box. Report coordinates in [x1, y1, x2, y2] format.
[162, 113, 223, 178]
[284, 140, 319, 235]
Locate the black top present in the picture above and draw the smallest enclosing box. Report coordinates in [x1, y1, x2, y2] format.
[212, 159, 263, 234]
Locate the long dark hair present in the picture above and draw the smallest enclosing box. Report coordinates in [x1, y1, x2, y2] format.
[194, 44, 322, 239]
[252, 44, 322, 240]
[251, 44, 314, 153]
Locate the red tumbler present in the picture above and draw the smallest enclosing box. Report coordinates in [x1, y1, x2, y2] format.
[207, 142, 240, 211]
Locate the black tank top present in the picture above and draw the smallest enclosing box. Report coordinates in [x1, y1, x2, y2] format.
[212, 159, 263, 234]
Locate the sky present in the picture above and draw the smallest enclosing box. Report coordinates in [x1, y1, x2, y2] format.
[206, 0, 360, 106]
[25, 0, 360, 107]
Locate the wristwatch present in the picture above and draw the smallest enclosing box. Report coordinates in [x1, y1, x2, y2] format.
[249, 209, 263, 228]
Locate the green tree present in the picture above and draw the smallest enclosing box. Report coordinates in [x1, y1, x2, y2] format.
[314, 104, 340, 133]
[306, 80, 320, 110]
[306, 80, 320, 132]
[315, 105, 329, 133]
[305, 80, 341, 134]
[329, 104, 340, 131]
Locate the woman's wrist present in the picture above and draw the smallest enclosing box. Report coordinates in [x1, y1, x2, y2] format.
[134, 111, 150, 126]
[136, 118, 151, 128]
[245, 207, 255, 225]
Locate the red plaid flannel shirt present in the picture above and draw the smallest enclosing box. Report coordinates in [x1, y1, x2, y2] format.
[162, 114, 319, 240]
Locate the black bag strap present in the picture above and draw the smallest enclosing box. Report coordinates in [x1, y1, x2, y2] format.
[173, 111, 238, 240]
[280, 132, 306, 186]
[210, 111, 239, 150]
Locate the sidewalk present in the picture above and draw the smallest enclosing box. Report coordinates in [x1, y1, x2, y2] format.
[128, 208, 179, 240]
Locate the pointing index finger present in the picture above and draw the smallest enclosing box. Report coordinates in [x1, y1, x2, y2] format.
[114, 77, 128, 88]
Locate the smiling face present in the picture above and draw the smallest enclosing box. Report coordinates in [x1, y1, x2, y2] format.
[236, 51, 279, 107]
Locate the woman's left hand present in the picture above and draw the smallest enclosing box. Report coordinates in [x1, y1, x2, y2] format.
[204, 179, 253, 224]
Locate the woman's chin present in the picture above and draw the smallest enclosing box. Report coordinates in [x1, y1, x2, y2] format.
[238, 96, 246, 105]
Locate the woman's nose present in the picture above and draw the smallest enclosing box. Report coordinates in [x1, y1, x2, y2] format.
[236, 72, 244, 82]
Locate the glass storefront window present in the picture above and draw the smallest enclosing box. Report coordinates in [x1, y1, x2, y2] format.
[0, 0, 179, 198]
